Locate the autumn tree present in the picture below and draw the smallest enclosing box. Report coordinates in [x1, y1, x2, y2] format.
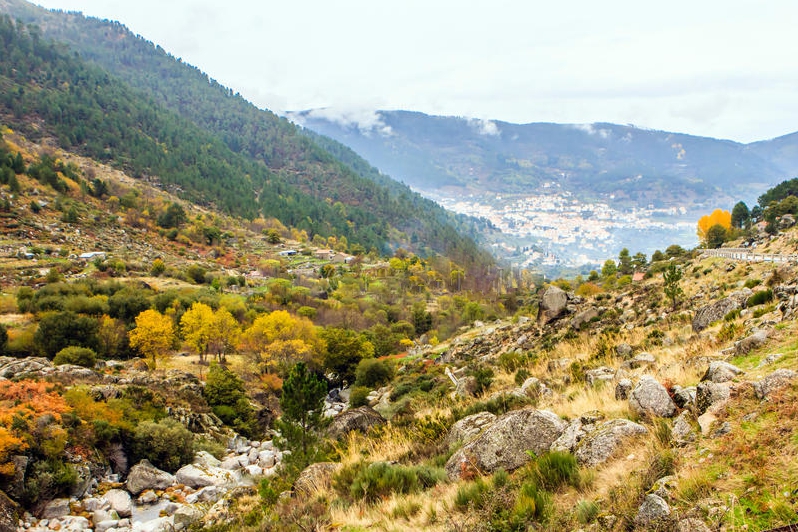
[129, 309, 175, 369]
[697, 209, 731, 246]
[180, 302, 214, 363]
[242, 310, 323, 373]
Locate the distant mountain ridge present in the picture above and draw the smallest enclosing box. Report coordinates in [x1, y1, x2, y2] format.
[293, 109, 797, 209]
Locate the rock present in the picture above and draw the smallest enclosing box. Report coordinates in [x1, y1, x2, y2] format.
[701, 361, 744, 383]
[547, 358, 571, 372]
[0, 356, 54, 379]
[455, 376, 478, 398]
[550, 418, 588, 454]
[95, 519, 120, 532]
[735, 328, 770, 355]
[59, 516, 92, 532]
[571, 307, 598, 329]
[696, 381, 731, 415]
[757, 353, 784, 367]
[650, 475, 678, 499]
[194, 450, 222, 468]
[754, 368, 798, 399]
[671, 386, 696, 409]
[126, 459, 176, 495]
[185, 485, 224, 504]
[585, 366, 616, 386]
[444, 412, 497, 449]
[672, 411, 697, 446]
[620, 309, 637, 323]
[614, 379, 633, 400]
[326, 406, 386, 439]
[293, 462, 342, 496]
[258, 450, 276, 469]
[711, 421, 732, 438]
[697, 411, 719, 436]
[220, 456, 241, 470]
[41, 498, 70, 519]
[615, 343, 633, 358]
[676, 517, 713, 532]
[692, 290, 751, 332]
[0, 490, 19, 532]
[573, 419, 648, 467]
[634, 494, 672, 528]
[779, 213, 796, 229]
[538, 285, 568, 325]
[173, 505, 204, 528]
[445, 408, 567, 480]
[69, 463, 93, 499]
[175, 463, 240, 489]
[622, 352, 656, 370]
[103, 488, 132, 518]
[628, 376, 677, 418]
[138, 490, 158, 504]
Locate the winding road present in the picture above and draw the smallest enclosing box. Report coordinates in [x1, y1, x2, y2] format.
[700, 247, 798, 263]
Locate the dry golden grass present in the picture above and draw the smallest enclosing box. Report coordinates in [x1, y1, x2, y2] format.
[549, 383, 630, 420]
[335, 424, 417, 467]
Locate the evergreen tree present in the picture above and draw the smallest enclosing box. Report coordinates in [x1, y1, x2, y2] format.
[663, 263, 683, 310]
[276, 362, 327, 467]
[731, 201, 751, 229]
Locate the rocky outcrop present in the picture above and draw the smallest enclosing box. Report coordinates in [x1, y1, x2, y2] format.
[571, 307, 598, 329]
[634, 493, 672, 529]
[573, 419, 648, 467]
[293, 462, 342, 496]
[701, 361, 744, 383]
[692, 290, 751, 332]
[444, 412, 496, 449]
[753, 368, 798, 399]
[735, 328, 770, 355]
[628, 376, 677, 418]
[327, 406, 386, 439]
[125, 460, 176, 496]
[0, 490, 18, 532]
[585, 366, 615, 386]
[175, 463, 241, 489]
[445, 408, 566, 480]
[538, 285, 568, 324]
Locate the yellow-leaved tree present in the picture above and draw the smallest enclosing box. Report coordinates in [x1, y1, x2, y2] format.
[242, 310, 324, 373]
[697, 209, 732, 247]
[129, 309, 175, 369]
[180, 303, 242, 363]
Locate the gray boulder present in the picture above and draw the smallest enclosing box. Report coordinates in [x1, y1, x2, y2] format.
[701, 361, 744, 383]
[175, 463, 240, 489]
[634, 494, 672, 528]
[573, 419, 648, 467]
[671, 411, 697, 446]
[696, 381, 731, 415]
[671, 385, 696, 409]
[538, 285, 568, 324]
[445, 408, 566, 480]
[455, 376, 478, 398]
[41, 498, 70, 519]
[615, 343, 633, 358]
[735, 328, 770, 355]
[444, 412, 496, 449]
[615, 378, 633, 400]
[326, 406, 386, 439]
[676, 518, 713, 532]
[692, 290, 751, 332]
[754, 368, 798, 399]
[103, 489, 132, 518]
[571, 307, 598, 329]
[173, 506, 204, 529]
[585, 366, 616, 386]
[628, 376, 677, 418]
[126, 459, 176, 495]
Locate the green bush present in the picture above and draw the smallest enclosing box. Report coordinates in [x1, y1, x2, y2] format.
[204, 364, 256, 437]
[512, 481, 552, 525]
[473, 366, 494, 395]
[747, 289, 774, 307]
[744, 278, 762, 289]
[390, 382, 414, 401]
[528, 451, 581, 491]
[454, 477, 490, 509]
[575, 499, 600, 524]
[354, 357, 395, 388]
[515, 368, 530, 386]
[53, 346, 97, 367]
[340, 461, 446, 503]
[349, 386, 370, 408]
[498, 350, 524, 373]
[131, 418, 194, 472]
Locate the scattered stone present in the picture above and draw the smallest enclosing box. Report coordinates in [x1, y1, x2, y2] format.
[326, 406, 386, 439]
[126, 459, 176, 495]
[173, 505, 204, 529]
[753, 368, 798, 399]
[628, 376, 677, 418]
[622, 352, 656, 370]
[692, 290, 751, 332]
[40, 498, 70, 519]
[735, 328, 770, 355]
[695, 381, 731, 415]
[671, 385, 696, 409]
[634, 494, 672, 528]
[103, 489, 132, 518]
[175, 463, 240, 489]
[293, 462, 342, 496]
[757, 353, 784, 367]
[547, 358, 571, 371]
[455, 376, 478, 398]
[445, 408, 567, 480]
[615, 343, 633, 358]
[444, 412, 497, 449]
[585, 366, 615, 386]
[571, 307, 598, 329]
[711, 421, 732, 438]
[573, 419, 648, 467]
[614, 379, 633, 400]
[538, 285, 569, 325]
[676, 517, 713, 532]
[650, 475, 678, 499]
[672, 411, 697, 446]
[701, 361, 744, 383]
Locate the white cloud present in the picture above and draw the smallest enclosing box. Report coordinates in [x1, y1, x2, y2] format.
[469, 118, 500, 136]
[300, 108, 392, 137]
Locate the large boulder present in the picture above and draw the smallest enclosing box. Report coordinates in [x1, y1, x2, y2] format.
[753, 369, 798, 399]
[326, 406, 386, 439]
[696, 381, 731, 415]
[175, 463, 240, 489]
[634, 494, 672, 529]
[126, 459, 176, 495]
[0, 490, 19, 532]
[103, 489, 132, 518]
[671, 411, 698, 446]
[444, 412, 496, 449]
[735, 328, 770, 355]
[538, 285, 568, 325]
[173, 506, 204, 529]
[573, 419, 648, 467]
[701, 361, 744, 383]
[41, 498, 71, 519]
[571, 307, 599, 330]
[628, 376, 677, 418]
[692, 290, 751, 332]
[445, 408, 567, 480]
[293, 462, 342, 496]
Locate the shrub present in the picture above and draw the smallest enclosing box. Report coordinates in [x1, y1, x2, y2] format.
[354, 357, 395, 388]
[747, 289, 774, 307]
[473, 366, 494, 395]
[498, 350, 524, 373]
[575, 499, 600, 524]
[343, 461, 446, 503]
[131, 418, 194, 472]
[744, 278, 762, 289]
[349, 386, 370, 408]
[528, 451, 581, 491]
[53, 346, 96, 367]
[512, 482, 552, 526]
[454, 477, 490, 509]
[514, 368, 530, 386]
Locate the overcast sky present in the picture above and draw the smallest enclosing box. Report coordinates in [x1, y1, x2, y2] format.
[31, 0, 798, 143]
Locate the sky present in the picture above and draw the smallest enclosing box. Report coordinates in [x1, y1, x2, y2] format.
[31, 0, 798, 143]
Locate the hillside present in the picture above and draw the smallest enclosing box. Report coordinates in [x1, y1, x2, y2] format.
[0, 1, 493, 274]
[293, 110, 782, 208]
